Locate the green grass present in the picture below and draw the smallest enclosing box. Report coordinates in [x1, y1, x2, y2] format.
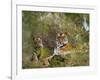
[22, 49, 89, 69]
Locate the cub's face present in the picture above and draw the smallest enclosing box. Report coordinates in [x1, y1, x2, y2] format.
[33, 36, 43, 48]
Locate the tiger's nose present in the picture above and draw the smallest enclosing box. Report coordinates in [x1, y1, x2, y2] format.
[59, 39, 63, 42]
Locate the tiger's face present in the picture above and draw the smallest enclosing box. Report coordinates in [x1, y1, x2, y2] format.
[53, 32, 69, 56]
[57, 33, 65, 43]
[56, 32, 68, 45]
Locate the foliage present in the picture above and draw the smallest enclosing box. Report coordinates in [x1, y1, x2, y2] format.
[22, 11, 89, 69]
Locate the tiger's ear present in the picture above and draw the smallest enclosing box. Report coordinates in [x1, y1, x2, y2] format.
[64, 32, 68, 35]
[62, 33, 65, 37]
[57, 33, 60, 37]
[64, 32, 70, 36]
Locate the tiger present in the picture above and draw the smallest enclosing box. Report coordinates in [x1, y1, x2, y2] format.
[53, 32, 88, 57]
[53, 32, 70, 56]
[31, 32, 87, 67]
